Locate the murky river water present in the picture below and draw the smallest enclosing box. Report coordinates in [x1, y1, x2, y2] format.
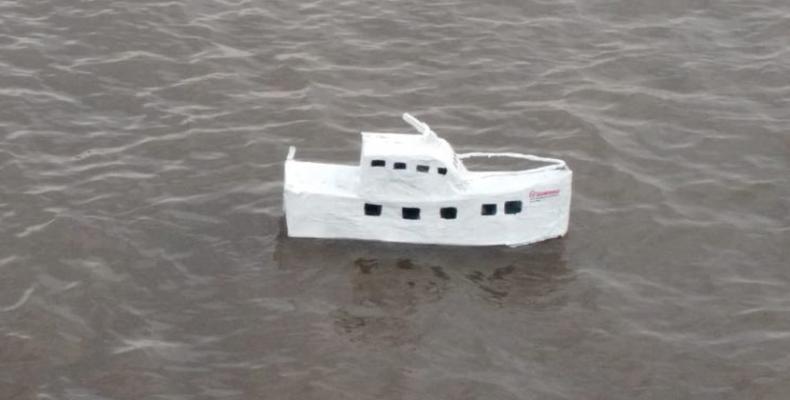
[1, 0, 788, 399]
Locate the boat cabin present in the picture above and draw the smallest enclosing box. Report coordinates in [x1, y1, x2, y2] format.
[358, 124, 468, 201]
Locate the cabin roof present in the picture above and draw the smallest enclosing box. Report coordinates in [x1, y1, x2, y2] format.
[360, 131, 457, 165]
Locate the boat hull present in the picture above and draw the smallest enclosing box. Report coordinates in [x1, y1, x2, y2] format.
[284, 169, 572, 247]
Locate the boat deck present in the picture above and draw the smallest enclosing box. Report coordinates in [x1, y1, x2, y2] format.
[285, 161, 359, 198]
[286, 159, 569, 200]
[463, 169, 567, 194]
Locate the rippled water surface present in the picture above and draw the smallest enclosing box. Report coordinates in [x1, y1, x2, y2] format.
[1, 0, 789, 399]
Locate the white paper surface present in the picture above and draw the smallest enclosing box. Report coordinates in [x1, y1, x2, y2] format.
[284, 113, 572, 247]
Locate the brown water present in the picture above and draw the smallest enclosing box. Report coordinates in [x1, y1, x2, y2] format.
[1, 1, 789, 399]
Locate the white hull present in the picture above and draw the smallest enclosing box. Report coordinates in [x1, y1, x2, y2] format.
[285, 164, 571, 247]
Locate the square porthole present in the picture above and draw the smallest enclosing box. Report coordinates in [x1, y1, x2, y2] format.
[402, 207, 420, 220]
[370, 160, 385, 167]
[364, 203, 382, 216]
[437, 167, 447, 175]
[481, 204, 497, 216]
[394, 162, 407, 170]
[416, 165, 430, 173]
[440, 207, 457, 219]
[505, 201, 522, 214]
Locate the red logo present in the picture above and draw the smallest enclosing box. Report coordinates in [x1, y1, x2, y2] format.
[529, 189, 560, 201]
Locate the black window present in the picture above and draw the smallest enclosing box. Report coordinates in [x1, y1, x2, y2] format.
[370, 160, 385, 167]
[364, 203, 382, 216]
[416, 165, 430, 173]
[440, 207, 457, 219]
[402, 207, 420, 220]
[481, 204, 497, 216]
[437, 167, 447, 175]
[505, 201, 522, 214]
[394, 162, 407, 170]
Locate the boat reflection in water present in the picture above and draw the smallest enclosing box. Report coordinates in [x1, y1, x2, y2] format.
[273, 220, 574, 349]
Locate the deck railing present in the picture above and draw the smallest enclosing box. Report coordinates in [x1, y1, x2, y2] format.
[457, 152, 567, 175]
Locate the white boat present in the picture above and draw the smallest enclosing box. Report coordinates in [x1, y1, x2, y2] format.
[283, 113, 572, 247]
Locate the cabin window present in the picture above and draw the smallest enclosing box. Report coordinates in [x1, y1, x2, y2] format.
[440, 207, 457, 219]
[505, 201, 522, 214]
[394, 162, 407, 170]
[416, 165, 430, 173]
[402, 207, 420, 220]
[364, 203, 382, 216]
[481, 204, 497, 216]
[437, 167, 447, 175]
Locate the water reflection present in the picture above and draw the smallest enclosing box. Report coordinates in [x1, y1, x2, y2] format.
[274, 221, 574, 347]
